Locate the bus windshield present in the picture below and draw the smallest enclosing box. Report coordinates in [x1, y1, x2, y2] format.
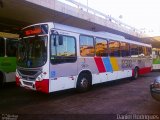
[17, 36, 47, 68]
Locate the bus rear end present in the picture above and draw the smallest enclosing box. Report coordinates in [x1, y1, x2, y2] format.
[0, 37, 18, 87]
[152, 48, 160, 70]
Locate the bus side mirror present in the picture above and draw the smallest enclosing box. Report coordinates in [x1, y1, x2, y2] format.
[58, 35, 63, 45]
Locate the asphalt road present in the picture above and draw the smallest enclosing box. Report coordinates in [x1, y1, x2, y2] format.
[0, 72, 160, 120]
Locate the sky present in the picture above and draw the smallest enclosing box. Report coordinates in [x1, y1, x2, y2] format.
[59, 0, 160, 36]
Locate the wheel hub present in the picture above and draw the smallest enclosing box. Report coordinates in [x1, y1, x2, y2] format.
[81, 78, 88, 88]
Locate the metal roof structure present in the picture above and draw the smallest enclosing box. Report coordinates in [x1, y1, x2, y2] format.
[0, 0, 145, 40]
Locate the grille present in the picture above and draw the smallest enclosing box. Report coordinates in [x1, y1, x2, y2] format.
[18, 69, 38, 76]
[17, 68, 42, 82]
[21, 76, 36, 81]
[17, 68, 42, 77]
[23, 81, 33, 86]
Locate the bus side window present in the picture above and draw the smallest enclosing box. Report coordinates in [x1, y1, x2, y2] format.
[6, 39, 17, 57]
[95, 37, 108, 57]
[138, 46, 144, 56]
[109, 40, 120, 57]
[143, 47, 149, 57]
[80, 35, 95, 57]
[130, 44, 138, 57]
[120, 42, 130, 57]
[0, 37, 5, 57]
[148, 47, 152, 57]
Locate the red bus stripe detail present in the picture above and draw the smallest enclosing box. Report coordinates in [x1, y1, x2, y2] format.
[138, 67, 151, 75]
[94, 57, 106, 73]
[35, 79, 49, 93]
[16, 76, 20, 86]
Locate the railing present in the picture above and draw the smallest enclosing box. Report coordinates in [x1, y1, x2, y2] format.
[64, 0, 144, 36]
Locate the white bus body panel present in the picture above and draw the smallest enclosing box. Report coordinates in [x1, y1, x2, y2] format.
[4, 72, 15, 82]
[153, 64, 160, 70]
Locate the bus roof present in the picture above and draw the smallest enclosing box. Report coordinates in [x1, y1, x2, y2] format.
[54, 23, 151, 47]
[23, 22, 152, 47]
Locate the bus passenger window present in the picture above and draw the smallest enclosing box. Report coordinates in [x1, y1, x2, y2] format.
[6, 39, 18, 57]
[130, 44, 138, 57]
[109, 40, 120, 57]
[120, 42, 130, 57]
[95, 38, 108, 57]
[138, 46, 144, 56]
[142, 47, 148, 57]
[146, 47, 152, 57]
[80, 35, 94, 56]
[0, 37, 5, 57]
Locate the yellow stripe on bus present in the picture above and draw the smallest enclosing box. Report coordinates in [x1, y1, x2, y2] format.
[110, 57, 119, 71]
[0, 32, 19, 38]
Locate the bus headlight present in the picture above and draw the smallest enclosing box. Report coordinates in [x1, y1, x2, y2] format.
[36, 74, 43, 81]
[37, 77, 41, 81]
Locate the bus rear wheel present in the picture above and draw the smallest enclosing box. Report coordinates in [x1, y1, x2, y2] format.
[76, 73, 91, 92]
[0, 72, 4, 88]
[132, 68, 139, 80]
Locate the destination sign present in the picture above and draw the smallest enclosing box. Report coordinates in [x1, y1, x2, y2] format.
[25, 28, 42, 36]
[21, 24, 48, 37]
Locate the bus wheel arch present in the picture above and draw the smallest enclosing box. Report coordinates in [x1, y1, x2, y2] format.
[132, 66, 139, 80]
[0, 71, 5, 88]
[76, 70, 92, 92]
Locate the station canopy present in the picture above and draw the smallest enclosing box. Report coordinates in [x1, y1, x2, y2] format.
[0, 0, 160, 48]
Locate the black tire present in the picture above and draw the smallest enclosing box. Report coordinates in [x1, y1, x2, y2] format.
[76, 73, 92, 92]
[132, 68, 139, 80]
[0, 72, 4, 88]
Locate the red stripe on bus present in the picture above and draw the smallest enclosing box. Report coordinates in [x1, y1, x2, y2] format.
[15, 76, 20, 86]
[94, 57, 106, 73]
[138, 67, 152, 75]
[35, 79, 49, 93]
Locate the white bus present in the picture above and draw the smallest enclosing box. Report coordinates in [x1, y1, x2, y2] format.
[16, 22, 152, 93]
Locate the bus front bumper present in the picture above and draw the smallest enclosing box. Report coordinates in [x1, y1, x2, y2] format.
[16, 75, 49, 93]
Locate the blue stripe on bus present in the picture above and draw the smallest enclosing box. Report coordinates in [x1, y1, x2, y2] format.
[102, 57, 113, 72]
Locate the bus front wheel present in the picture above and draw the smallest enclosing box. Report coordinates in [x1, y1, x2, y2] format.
[76, 73, 91, 92]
